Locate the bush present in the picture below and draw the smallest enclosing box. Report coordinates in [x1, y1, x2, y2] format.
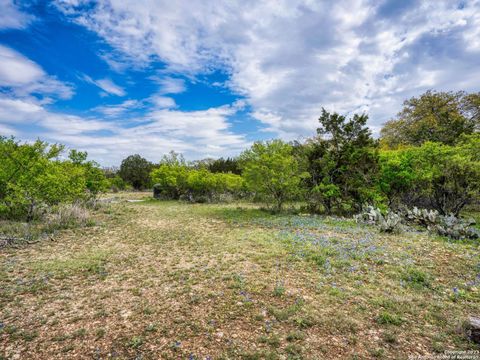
[378, 135, 480, 215]
[240, 140, 308, 211]
[0, 137, 107, 221]
[151, 165, 244, 202]
[302, 109, 380, 214]
[45, 203, 91, 232]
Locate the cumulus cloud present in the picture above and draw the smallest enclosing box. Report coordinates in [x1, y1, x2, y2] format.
[0, 45, 73, 100]
[0, 0, 33, 30]
[153, 76, 186, 94]
[0, 96, 249, 164]
[56, 0, 480, 136]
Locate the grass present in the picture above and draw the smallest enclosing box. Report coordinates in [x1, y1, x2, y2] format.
[0, 192, 479, 358]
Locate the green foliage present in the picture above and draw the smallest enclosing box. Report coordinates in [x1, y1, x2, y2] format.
[239, 140, 308, 211]
[151, 163, 188, 199]
[376, 311, 404, 326]
[303, 109, 379, 214]
[107, 175, 128, 192]
[208, 157, 241, 175]
[119, 154, 153, 190]
[380, 90, 479, 148]
[379, 135, 480, 215]
[0, 137, 107, 221]
[401, 267, 431, 289]
[151, 162, 244, 202]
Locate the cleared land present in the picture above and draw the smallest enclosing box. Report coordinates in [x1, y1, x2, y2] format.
[1, 193, 479, 359]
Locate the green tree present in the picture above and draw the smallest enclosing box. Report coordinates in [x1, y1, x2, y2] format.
[304, 109, 379, 214]
[208, 157, 241, 175]
[0, 137, 106, 221]
[378, 135, 480, 215]
[119, 154, 153, 190]
[68, 150, 108, 199]
[380, 90, 480, 148]
[240, 140, 307, 211]
[378, 149, 418, 208]
[151, 163, 188, 199]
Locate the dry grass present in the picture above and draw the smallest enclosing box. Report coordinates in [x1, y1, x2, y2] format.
[1, 194, 479, 359]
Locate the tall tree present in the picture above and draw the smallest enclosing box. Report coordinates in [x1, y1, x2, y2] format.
[119, 154, 153, 190]
[208, 157, 241, 175]
[380, 90, 480, 148]
[304, 109, 379, 214]
[240, 140, 307, 212]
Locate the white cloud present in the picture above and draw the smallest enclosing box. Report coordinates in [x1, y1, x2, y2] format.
[81, 74, 126, 96]
[0, 95, 249, 165]
[151, 76, 186, 94]
[56, 0, 480, 137]
[0, 0, 33, 30]
[0, 45, 73, 100]
[93, 99, 142, 116]
[148, 96, 176, 109]
[96, 78, 125, 96]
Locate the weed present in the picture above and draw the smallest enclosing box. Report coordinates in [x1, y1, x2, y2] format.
[127, 336, 144, 349]
[377, 311, 404, 326]
[286, 331, 305, 342]
[401, 267, 431, 289]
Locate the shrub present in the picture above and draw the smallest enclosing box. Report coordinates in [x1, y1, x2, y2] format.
[151, 164, 244, 202]
[0, 137, 107, 221]
[378, 135, 480, 216]
[45, 203, 91, 231]
[118, 154, 153, 190]
[240, 140, 308, 211]
[302, 109, 380, 214]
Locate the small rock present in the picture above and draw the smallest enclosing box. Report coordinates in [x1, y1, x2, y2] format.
[465, 316, 480, 344]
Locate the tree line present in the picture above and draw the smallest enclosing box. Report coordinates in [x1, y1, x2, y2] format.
[1, 90, 478, 222]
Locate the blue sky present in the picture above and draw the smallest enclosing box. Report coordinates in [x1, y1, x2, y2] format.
[0, 0, 479, 165]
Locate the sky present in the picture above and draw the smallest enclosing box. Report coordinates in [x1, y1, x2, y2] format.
[0, 0, 479, 166]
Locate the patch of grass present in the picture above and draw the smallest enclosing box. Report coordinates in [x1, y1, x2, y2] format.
[268, 300, 304, 322]
[30, 249, 110, 278]
[2, 197, 480, 359]
[127, 336, 144, 349]
[273, 283, 286, 297]
[383, 331, 397, 344]
[20, 330, 38, 341]
[258, 334, 281, 348]
[71, 328, 87, 339]
[376, 311, 405, 326]
[285, 343, 303, 357]
[240, 350, 279, 360]
[401, 267, 431, 289]
[95, 328, 106, 339]
[286, 331, 305, 342]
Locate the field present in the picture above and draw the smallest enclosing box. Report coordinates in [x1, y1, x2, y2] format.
[1, 193, 479, 359]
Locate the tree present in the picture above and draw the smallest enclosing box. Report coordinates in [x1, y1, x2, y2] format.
[151, 163, 188, 199]
[208, 157, 241, 175]
[239, 140, 307, 211]
[378, 135, 480, 215]
[378, 149, 418, 209]
[303, 109, 379, 214]
[380, 90, 480, 148]
[68, 150, 108, 199]
[0, 137, 107, 221]
[119, 154, 153, 190]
